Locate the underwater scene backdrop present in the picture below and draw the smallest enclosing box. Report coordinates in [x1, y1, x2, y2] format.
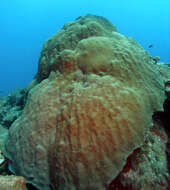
[0, 0, 170, 95]
[0, 0, 170, 190]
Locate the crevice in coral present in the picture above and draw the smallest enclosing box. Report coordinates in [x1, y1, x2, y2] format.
[26, 183, 39, 190]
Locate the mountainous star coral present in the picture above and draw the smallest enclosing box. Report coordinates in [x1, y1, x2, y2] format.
[3, 15, 166, 190]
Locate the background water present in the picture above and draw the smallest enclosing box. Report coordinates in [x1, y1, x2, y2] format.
[0, 0, 170, 96]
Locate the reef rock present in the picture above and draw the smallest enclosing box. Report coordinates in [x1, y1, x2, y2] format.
[0, 125, 8, 149]
[0, 175, 26, 190]
[3, 15, 166, 190]
[0, 88, 28, 129]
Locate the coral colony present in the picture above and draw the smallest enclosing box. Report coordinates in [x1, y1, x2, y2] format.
[0, 15, 170, 190]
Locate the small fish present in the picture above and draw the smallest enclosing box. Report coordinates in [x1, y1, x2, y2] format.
[148, 44, 153, 48]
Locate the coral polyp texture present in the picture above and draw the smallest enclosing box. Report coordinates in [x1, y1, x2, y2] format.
[3, 15, 166, 190]
[0, 175, 26, 190]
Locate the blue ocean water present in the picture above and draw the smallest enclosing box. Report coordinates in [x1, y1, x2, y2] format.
[0, 0, 170, 96]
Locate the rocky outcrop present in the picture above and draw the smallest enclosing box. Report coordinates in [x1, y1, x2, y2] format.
[107, 128, 169, 190]
[0, 175, 26, 190]
[0, 88, 28, 128]
[2, 15, 168, 190]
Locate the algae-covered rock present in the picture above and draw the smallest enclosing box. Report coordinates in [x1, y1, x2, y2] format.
[3, 15, 167, 190]
[0, 125, 8, 149]
[119, 129, 169, 190]
[0, 175, 27, 190]
[0, 88, 28, 128]
[0, 125, 8, 175]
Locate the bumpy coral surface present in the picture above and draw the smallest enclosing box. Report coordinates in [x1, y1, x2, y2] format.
[0, 175, 26, 190]
[3, 15, 166, 190]
[0, 125, 8, 149]
[114, 128, 169, 190]
[0, 88, 28, 128]
[38, 14, 117, 80]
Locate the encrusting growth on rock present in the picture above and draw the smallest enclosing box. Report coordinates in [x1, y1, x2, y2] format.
[2, 14, 169, 190]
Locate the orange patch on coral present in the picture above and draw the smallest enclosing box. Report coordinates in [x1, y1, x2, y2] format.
[65, 61, 72, 69]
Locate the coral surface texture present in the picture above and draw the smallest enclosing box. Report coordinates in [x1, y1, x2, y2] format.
[3, 15, 166, 190]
